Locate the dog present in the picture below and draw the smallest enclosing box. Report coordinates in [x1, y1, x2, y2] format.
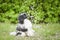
[10, 12, 35, 37]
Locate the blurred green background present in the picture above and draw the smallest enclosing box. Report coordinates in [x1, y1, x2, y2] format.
[0, 0, 60, 23]
[0, 0, 60, 40]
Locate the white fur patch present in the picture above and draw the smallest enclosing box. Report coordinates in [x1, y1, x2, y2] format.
[10, 32, 16, 36]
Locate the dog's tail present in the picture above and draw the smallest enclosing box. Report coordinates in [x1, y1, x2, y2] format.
[10, 32, 16, 36]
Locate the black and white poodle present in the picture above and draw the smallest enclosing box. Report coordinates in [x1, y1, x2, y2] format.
[10, 12, 35, 36]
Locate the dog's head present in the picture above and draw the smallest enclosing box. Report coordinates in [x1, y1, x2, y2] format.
[18, 13, 27, 24]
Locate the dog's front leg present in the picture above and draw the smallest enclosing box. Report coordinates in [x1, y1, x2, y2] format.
[26, 29, 35, 36]
[16, 31, 26, 36]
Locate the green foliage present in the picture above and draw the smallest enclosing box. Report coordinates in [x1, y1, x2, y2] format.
[0, 0, 60, 23]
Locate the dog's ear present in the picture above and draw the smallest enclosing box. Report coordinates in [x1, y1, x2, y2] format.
[21, 12, 28, 18]
[23, 13, 27, 18]
[18, 12, 28, 24]
[18, 13, 27, 19]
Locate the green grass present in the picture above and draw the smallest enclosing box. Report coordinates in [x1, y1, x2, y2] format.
[0, 22, 60, 40]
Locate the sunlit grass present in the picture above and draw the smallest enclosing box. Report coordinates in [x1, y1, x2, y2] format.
[0, 22, 60, 40]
